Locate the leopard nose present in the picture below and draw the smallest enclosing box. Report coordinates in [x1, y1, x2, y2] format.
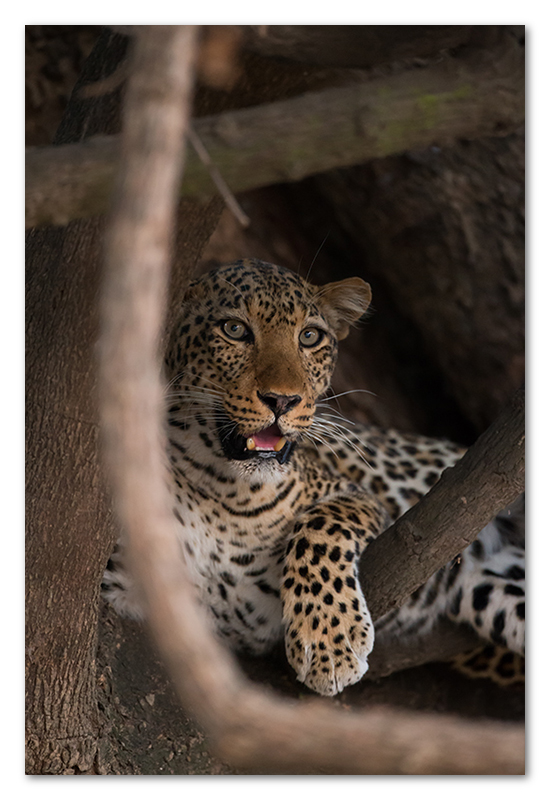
[257, 391, 302, 416]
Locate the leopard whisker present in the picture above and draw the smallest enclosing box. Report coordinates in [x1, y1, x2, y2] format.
[315, 411, 357, 429]
[168, 412, 223, 422]
[303, 428, 340, 461]
[196, 374, 227, 392]
[301, 431, 321, 455]
[165, 389, 225, 403]
[321, 388, 377, 401]
[310, 418, 372, 469]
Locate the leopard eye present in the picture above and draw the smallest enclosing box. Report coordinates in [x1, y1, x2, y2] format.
[299, 327, 325, 348]
[221, 319, 250, 341]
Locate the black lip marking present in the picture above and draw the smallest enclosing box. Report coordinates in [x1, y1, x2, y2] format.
[215, 410, 295, 465]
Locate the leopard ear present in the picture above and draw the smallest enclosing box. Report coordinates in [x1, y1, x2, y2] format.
[183, 279, 207, 303]
[314, 277, 372, 340]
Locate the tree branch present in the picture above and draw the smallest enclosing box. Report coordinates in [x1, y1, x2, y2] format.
[366, 621, 481, 680]
[360, 385, 525, 622]
[98, 25, 524, 775]
[26, 32, 524, 229]
[362, 391, 525, 677]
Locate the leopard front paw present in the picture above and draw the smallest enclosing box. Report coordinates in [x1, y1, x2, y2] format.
[282, 580, 374, 696]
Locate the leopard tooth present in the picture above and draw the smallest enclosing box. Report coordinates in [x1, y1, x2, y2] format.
[246, 437, 256, 451]
[274, 437, 287, 452]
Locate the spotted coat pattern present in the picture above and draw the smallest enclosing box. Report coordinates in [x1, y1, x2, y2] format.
[102, 260, 525, 696]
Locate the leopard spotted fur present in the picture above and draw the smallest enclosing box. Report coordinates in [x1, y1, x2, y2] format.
[102, 259, 525, 696]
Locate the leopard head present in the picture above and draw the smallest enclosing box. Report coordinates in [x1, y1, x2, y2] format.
[165, 259, 371, 477]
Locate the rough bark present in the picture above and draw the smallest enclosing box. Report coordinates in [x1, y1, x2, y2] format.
[26, 31, 524, 229]
[25, 29, 130, 774]
[366, 620, 480, 679]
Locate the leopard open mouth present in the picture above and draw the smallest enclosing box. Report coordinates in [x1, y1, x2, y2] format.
[215, 411, 295, 464]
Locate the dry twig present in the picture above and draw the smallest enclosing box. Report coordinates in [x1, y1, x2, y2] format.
[188, 125, 250, 227]
[98, 25, 524, 775]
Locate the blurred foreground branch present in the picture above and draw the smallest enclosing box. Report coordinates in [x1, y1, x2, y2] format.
[98, 25, 523, 775]
[26, 30, 523, 229]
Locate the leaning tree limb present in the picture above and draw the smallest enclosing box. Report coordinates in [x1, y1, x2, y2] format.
[26, 31, 523, 229]
[357, 383, 524, 678]
[361, 385, 525, 622]
[99, 25, 524, 775]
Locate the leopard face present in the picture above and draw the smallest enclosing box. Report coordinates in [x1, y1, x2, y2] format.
[165, 259, 371, 481]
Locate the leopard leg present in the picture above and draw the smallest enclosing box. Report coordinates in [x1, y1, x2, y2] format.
[281, 493, 389, 696]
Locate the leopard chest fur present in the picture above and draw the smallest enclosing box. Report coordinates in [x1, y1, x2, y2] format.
[174, 500, 287, 653]
[170, 452, 304, 653]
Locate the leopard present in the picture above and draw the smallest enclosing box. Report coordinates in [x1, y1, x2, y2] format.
[102, 258, 525, 697]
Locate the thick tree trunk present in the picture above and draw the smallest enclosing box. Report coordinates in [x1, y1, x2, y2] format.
[25, 30, 128, 773]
